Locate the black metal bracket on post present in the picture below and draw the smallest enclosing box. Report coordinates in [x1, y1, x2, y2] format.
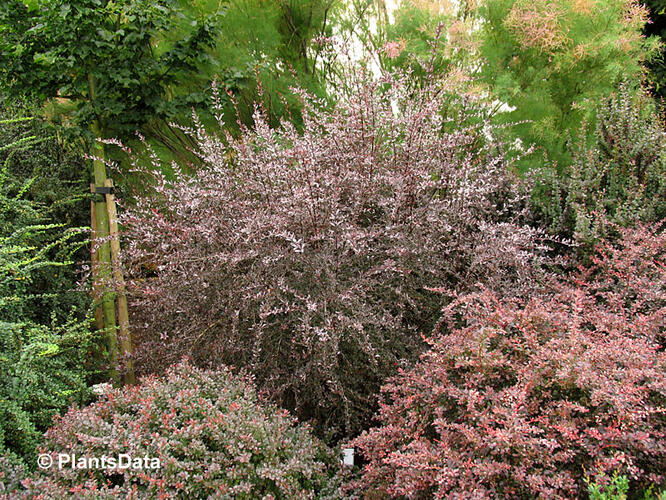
[92, 186, 114, 202]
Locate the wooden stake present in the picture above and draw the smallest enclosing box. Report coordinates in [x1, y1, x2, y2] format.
[105, 179, 136, 385]
[90, 133, 118, 384]
[90, 184, 104, 332]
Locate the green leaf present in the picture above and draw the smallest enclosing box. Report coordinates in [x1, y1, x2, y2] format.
[33, 52, 56, 66]
[21, 0, 38, 12]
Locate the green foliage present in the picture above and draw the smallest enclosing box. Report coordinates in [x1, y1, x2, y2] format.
[0, 122, 85, 323]
[379, 1, 464, 83]
[0, 104, 90, 324]
[0, 116, 97, 469]
[478, 0, 660, 170]
[534, 85, 666, 247]
[587, 473, 630, 500]
[351, 0, 658, 172]
[0, 0, 221, 140]
[587, 472, 666, 500]
[0, 0, 338, 172]
[0, 319, 94, 469]
[643, 0, 666, 101]
[187, 0, 335, 128]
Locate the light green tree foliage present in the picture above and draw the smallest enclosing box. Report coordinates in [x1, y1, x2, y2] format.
[478, 0, 660, 170]
[0, 0, 220, 142]
[379, 1, 479, 85]
[193, 0, 336, 129]
[381, 3, 448, 77]
[0, 0, 337, 162]
[371, 0, 658, 171]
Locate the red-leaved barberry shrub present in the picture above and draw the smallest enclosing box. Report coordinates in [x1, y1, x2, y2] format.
[17, 360, 342, 499]
[351, 223, 666, 499]
[120, 70, 552, 440]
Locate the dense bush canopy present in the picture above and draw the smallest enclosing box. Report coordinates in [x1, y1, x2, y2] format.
[12, 361, 342, 499]
[537, 85, 666, 246]
[121, 73, 552, 440]
[352, 223, 666, 498]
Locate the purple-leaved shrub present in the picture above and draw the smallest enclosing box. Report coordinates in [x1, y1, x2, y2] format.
[121, 70, 552, 439]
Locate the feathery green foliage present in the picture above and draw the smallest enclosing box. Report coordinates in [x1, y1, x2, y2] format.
[479, 0, 660, 170]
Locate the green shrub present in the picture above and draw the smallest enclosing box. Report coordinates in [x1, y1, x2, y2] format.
[535, 85, 666, 249]
[0, 319, 94, 469]
[587, 472, 666, 500]
[587, 473, 630, 500]
[0, 105, 90, 325]
[0, 115, 98, 469]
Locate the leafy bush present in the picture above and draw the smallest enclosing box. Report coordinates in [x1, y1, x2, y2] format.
[18, 360, 342, 499]
[352, 223, 666, 499]
[0, 319, 94, 469]
[587, 473, 630, 500]
[587, 472, 666, 500]
[121, 71, 551, 439]
[0, 116, 97, 468]
[0, 455, 26, 496]
[0, 105, 91, 325]
[536, 85, 666, 247]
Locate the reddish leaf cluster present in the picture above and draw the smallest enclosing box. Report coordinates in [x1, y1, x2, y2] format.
[352, 223, 666, 499]
[16, 361, 342, 499]
[121, 73, 550, 438]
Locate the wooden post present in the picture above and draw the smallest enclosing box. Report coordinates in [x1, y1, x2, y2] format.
[90, 184, 104, 332]
[87, 72, 120, 384]
[105, 179, 136, 385]
[90, 148, 119, 385]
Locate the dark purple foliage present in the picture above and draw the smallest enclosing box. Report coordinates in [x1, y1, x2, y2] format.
[121, 72, 551, 438]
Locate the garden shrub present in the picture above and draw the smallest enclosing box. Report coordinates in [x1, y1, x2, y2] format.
[0, 455, 27, 496]
[0, 105, 91, 325]
[536, 85, 666, 247]
[0, 116, 97, 468]
[586, 472, 666, 500]
[352, 223, 666, 499]
[20, 360, 343, 499]
[587, 473, 630, 500]
[0, 319, 94, 469]
[121, 71, 551, 439]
